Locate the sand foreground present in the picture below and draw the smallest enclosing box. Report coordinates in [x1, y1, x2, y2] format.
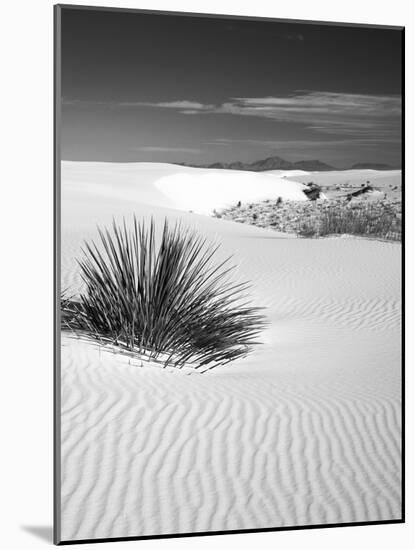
[60, 162, 402, 541]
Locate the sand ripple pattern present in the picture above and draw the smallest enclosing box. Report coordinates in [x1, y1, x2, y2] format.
[60, 193, 401, 541]
[273, 295, 401, 332]
[60, 328, 401, 541]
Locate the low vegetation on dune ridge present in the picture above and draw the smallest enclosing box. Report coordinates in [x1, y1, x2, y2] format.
[61, 217, 266, 371]
[215, 198, 401, 241]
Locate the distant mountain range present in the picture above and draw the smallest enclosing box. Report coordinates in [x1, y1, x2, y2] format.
[179, 155, 334, 172]
[178, 156, 397, 172]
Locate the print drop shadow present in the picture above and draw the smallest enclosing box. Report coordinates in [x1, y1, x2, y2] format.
[21, 525, 53, 543]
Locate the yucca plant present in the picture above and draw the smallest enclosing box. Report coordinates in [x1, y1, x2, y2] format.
[61, 289, 79, 328]
[64, 217, 266, 370]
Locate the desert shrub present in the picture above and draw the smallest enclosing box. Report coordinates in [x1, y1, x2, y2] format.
[295, 202, 401, 240]
[64, 217, 266, 370]
[297, 224, 317, 238]
[318, 203, 400, 239]
[219, 197, 401, 241]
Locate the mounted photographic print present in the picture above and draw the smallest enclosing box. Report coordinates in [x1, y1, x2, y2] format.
[54, 4, 404, 545]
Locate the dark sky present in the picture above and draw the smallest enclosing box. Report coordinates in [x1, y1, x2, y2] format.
[60, 7, 403, 168]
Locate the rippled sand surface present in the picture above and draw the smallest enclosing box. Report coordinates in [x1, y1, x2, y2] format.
[59, 161, 402, 542]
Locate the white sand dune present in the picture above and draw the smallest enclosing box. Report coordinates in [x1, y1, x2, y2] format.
[155, 170, 308, 214]
[60, 161, 401, 542]
[265, 169, 311, 178]
[62, 161, 308, 217]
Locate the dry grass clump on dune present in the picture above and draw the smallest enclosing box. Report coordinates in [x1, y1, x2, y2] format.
[61, 217, 266, 370]
[217, 198, 401, 241]
[300, 201, 401, 240]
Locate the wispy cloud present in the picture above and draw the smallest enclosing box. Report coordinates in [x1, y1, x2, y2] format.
[209, 135, 401, 148]
[122, 100, 214, 111]
[213, 92, 401, 136]
[63, 91, 401, 140]
[136, 146, 202, 153]
[63, 98, 214, 112]
[127, 92, 401, 138]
